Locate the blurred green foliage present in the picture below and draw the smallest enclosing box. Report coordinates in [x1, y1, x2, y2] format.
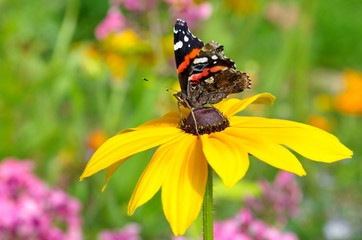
[1, 0, 361, 239]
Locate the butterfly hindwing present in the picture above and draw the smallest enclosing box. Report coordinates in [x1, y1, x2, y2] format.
[187, 41, 235, 86]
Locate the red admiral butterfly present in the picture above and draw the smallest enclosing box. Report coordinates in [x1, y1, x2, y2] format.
[173, 19, 252, 109]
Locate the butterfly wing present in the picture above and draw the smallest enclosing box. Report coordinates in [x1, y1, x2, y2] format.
[187, 41, 236, 86]
[173, 20, 251, 109]
[173, 19, 204, 93]
[186, 41, 252, 108]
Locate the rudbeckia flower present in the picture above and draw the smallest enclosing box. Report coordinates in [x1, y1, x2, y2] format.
[80, 93, 352, 235]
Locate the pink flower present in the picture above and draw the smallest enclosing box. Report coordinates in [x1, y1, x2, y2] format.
[165, 0, 213, 26]
[48, 190, 81, 219]
[214, 219, 252, 240]
[127, 0, 157, 11]
[98, 223, 141, 240]
[245, 171, 302, 226]
[249, 219, 268, 239]
[95, 7, 126, 40]
[281, 233, 299, 240]
[109, 0, 157, 11]
[172, 236, 189, 240]
[177, 172, 300, 240]
[265, 1, 300, 30]
[214, 208, 298, 240]
[0, 158, 82, 240]
[236, 208, 253, 225]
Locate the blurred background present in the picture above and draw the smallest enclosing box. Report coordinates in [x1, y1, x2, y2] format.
[1, 0, 361, 239]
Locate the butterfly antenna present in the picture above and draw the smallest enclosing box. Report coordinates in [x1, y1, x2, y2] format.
[143, 78, 178, 93]
[182, 100, 200, 135]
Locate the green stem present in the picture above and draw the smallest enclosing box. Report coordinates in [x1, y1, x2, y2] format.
[203, 165, 214, 240]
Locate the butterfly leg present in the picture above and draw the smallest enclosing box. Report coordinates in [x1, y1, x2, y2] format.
[176, 94, 200, 135]
[189, 108, 200, 135]
[177, 101, 184, 122]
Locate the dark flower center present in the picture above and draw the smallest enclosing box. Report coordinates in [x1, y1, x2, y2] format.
[180, 107, 230, 135]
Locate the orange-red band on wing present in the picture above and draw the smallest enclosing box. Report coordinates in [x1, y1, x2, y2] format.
[177, 48, 201, 74]
[189, 66, 227, 84]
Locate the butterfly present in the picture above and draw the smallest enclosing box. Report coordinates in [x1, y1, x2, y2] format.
[173, 19, 251, 109]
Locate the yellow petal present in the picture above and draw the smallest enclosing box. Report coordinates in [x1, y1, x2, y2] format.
[127, 133, 189, 215]
[230, 117, 353, 162]
[80, 127, 183, 180]
[162, 135, 208, 235]
[200, 133, 249, 188]
[215, 93, 276, 117]
[137, 111, 180, 129]
[223, 127, 307, 176]
[137, 108, 190, 130]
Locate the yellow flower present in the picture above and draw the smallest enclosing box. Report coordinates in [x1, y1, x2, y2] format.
[102, 29, 150, 55]
[99, 29, 152, 78]
[103, 52, 127, 78]
[162, 34, 174, 59]
[314, 93, 334, 112]
[224, 0, 259, 16]
[80, 93, 352, 235]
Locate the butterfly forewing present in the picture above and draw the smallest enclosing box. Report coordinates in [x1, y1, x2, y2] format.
[173, 19, 204, 92]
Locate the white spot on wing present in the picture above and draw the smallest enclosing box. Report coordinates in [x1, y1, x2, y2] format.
[184, 36, 189, 42]
[193, 57, 208, 64]
[211, 55, 218, 60]
[205, 77, 214, 83]
[174, 41, 183, 50]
